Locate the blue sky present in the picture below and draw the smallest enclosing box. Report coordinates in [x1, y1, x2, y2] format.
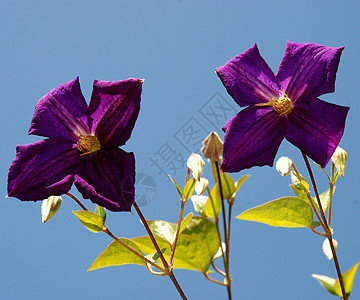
[1, 1, 360, 299]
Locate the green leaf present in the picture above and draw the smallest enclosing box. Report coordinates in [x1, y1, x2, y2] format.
[88, 238, 146, 271]
[146, 220, 177, 245]
[145, 248, 167, 262]
[183, 178, 196, 200]
[73, 211, 104, 233]
[133, 216, 220, 273]
[334, 261, 360, 297]
[312, 221, 321, 228]
[168, 175, 183, 198]
[312, 274, 337, 295]
[205, 184, 221, 219]
[191, 195, 208, 217]
[219, 172, 235, 199]
[311, 188, 333, 212]
[291, 171, 309, 192]
[181, 216, 220, 258]
[94, 205, 106, 224]
[290, 184, 308, 201]
[179, 213, 193, 233]
[234, 174, 250, 195]
[236, 197, 314, 228]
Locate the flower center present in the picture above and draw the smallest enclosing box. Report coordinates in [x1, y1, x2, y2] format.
[255, 91, 293, 116]
[273, 93, 293, 115]
[77, 135, 100, 155]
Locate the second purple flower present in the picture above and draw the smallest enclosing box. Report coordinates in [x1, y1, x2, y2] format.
[216, 41, 349, 172]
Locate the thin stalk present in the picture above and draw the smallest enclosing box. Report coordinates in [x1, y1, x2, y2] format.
[301, 152, 347, 300]
[169, 201, 186, 266]
[203, 272, 228, 286]
[66, 193, 164, 271]
[214, 161, 232, 300]
[328, 237, 348, 300]
[211, 260, 226, 277]
[328, 162, 336, 226]
[301, 152, 329, 232]
[133, 201, 187, 300]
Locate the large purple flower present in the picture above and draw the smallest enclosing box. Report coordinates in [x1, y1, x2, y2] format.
[7, 76, 143, 211]
[216, 41, 349, 172]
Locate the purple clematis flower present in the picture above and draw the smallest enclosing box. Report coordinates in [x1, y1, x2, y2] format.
[7, 76, 143, 211]
[216, 41, 349, 172]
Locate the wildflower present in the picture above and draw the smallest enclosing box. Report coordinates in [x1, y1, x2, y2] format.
[216, 41, 349, 172]
[8, 77, 143, 211]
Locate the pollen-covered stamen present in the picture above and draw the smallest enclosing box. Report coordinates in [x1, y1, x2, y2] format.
[273, 91, 293, 115]
[255, 91, 293, 116]
[77, 135, 101, 155]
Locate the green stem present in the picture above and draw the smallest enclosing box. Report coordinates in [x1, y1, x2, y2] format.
[328, 163, 336, 226]
[66, 193, 164, 271]
[169, 200, 186, 266]
[214, 161, 232, 300]
[133, 201, 187, 300]
[301, 153, 347, 300]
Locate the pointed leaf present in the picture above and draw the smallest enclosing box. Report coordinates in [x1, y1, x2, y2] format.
[312, 188, 333, 212]
[205, 184, 221, 219]
[291, 171, 309, 192]
[334, 261, 360, 297]
[183, 178, 196, 200]
[146, 220, 177, 245]
[312, 274, 337, 295]
[290, 184, 308, 202]
[219, 172, 235, 199]
[234, 174, 250, 194]
[73, 211, 104, 233]
[88, 238, 146, 271]
[168, 175, 183, 198]
[133, 216, 220, 273]
[145, 248, 167, 262]
[191, 195, 208, 217]
[236, 197, 314, 228]
[94, 205, 106, 224]
[179, 213, 193, 233]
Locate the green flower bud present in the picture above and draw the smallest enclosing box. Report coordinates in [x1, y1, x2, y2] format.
[187, 153, 205, 181]
[41, 195, 62, 223]
[201, 131, 223, 162]
[331, 146, 347, 177]
[275, 156, 293, 176]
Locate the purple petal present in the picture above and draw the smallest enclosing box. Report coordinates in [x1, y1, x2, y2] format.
[221, 106, 286, 172]
[277, 41, 344, 102]
[216, 44, 279, 107]
[87, 78, 143, 148]
[29, 77, 89, 141]
[74, 148, 135, 212]
[7, 138, 80, 201]
[285, 98, 349, 167]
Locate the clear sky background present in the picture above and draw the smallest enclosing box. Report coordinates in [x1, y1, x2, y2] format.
[1, 1, 360, 299]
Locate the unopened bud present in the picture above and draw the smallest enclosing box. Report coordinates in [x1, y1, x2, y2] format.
[187, 153, 205, 181]
[195, 178, 209, 195]
[276, 156, 293, 176]
[41, 196, 62, 223]
[322, 238, 338, 260]
[331, 146, 347, 177]
[201, 131, 223, 162]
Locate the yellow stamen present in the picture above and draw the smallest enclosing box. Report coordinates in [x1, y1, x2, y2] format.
[255, 91, 293, 116]
[77, 135, 101, 155]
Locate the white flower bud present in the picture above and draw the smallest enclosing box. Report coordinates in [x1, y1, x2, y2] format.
[275, 156, 293, 176]
[331, 146, 347, 177]
[187, 153, 205, 181]
[195, 178, 209, 195]
[322, 238, 338, 260]
[41, 196, 62, 223]
[201, 131, 223, 162]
